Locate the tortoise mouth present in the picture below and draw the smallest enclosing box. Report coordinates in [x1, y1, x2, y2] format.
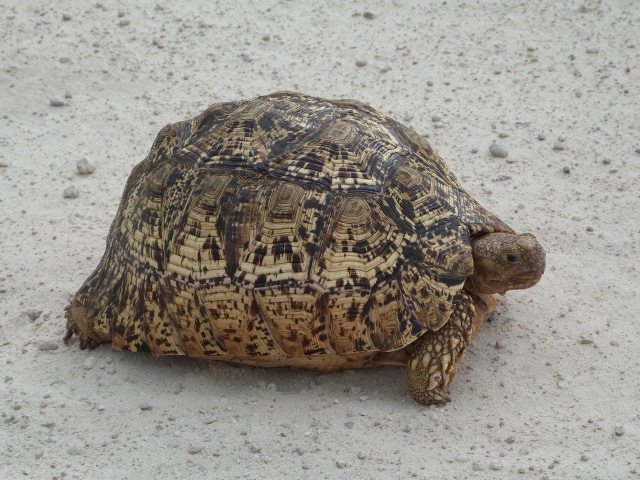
[465, 276, 500, 295]
[510, 274, 543, 292]
[466, 272, 543, 296]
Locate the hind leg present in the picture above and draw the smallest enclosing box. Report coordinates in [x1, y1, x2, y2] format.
[63, 298, 110, 349]
[405, 292, 494, 405]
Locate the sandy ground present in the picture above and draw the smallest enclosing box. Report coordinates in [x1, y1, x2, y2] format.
[1, 0, 639, 478]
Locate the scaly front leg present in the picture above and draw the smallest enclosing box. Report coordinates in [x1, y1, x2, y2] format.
[405, 292, 494, 404]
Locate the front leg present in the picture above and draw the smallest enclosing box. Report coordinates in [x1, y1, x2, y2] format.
[405, 292, 494, 405]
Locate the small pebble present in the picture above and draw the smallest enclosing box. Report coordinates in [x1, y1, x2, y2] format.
[495, 341, 506, 350]
[118, 19, 130, 27]
[249, 443, 261, 453]
[586, 226, 594, 232]
[139, 403, 152, 411]
[76, 158, 96, 174]
[355, 59, 368, 67]
[241, 52, 253, 63]
[63, 185, 79, 198]
[602, 158, 611, 165]
[537, 133, 546, 140]
[610, 340, 619, 347]
[506, 436, 516, 444]
[266, 383, 277, 392]
[562, 166, 570, 174]
[558, 134, 567, 142]
[83, 357, 96, 370]
[581, 454, 589, 461]
[59, 57, 70, 64]
[586, 47, 598, 54]
[26, 309, 43, 321]
[470, 147, 478, 154]
[336, 460, 349, 468]
[498, 132, 509, 138]
[50, 96, 65, 107]
[431, 115, 442, 122]
[455, 455, 471, 462]
[363, 11, 376, 19]
[490, 460, 503, 471]
[579, 338, 593, 344]
[62, 13, 72, 21]
[553, 142, 566, 151]
[403, 113, 414, 122]
[38, 338, 58, 351]
[615, 426, 624, 436]
[357, 452, 367, 460]
[188, 445, 202, 454]
[489, 143, 508, 158]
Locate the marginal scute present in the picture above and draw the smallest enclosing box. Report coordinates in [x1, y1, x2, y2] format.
[198, 283, 285, 359]
[366, 278, 414, 351]
[401, 262, 464, 331]
[65, 91, 514, 364]
[327, 289, 372, 354]
[254, 285, 332, 357]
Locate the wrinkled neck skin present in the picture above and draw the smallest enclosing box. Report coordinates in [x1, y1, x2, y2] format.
[465, 232, 546, 296]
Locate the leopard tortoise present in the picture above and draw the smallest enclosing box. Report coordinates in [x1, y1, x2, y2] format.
[64, 91, 545, 404]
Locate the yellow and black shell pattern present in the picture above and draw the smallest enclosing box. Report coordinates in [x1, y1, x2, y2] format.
[72, 91, 512, 360]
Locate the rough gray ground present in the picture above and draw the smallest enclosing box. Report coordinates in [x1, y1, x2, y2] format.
[1, 1, 638, 478]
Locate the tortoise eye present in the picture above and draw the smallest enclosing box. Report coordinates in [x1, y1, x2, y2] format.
[504, 252, 521, 264]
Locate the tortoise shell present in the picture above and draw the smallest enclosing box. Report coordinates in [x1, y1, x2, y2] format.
[66, 91, 512, 361]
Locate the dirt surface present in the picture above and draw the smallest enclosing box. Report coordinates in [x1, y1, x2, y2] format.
[1, 1, 638, 478]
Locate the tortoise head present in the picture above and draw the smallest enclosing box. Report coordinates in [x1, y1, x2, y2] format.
[466, 232, 545, 295]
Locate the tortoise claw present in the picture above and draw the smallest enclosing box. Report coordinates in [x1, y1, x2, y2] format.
[62, 327, 74, 345]
[63, 299, 106, 350]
